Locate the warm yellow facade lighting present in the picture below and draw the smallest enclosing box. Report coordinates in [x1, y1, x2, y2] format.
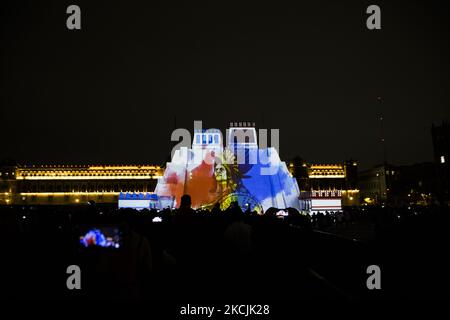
[20, 192, 121, 196]
[308, 174, 345, 178]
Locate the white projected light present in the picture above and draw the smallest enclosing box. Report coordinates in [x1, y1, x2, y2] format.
[311, 199, 342, 212]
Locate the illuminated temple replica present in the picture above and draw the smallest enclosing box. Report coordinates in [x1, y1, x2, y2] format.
[153, 122, 301, 212]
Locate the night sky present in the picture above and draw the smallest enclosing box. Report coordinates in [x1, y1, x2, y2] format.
[1, 0, 449, 169]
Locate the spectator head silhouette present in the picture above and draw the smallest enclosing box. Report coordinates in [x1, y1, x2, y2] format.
[180, 194, 192, 209]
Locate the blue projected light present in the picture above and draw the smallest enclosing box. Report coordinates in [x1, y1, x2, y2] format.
[80, 228, 121, 248]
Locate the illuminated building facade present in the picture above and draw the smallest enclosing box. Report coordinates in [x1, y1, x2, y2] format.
[431, 121, 450, 204]
[358, 164, 391, 206]
[0, 165, 163, 205]
[359, 162, 437, 207]
[118, 192, 161, 210]
[289, 158, 360, 212]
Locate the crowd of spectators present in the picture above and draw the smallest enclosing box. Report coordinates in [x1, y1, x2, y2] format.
[1, 195, 448, 299]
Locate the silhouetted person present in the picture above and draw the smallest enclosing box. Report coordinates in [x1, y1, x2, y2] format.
[211, 202, 221, 215]
[178, 194, 195, 215]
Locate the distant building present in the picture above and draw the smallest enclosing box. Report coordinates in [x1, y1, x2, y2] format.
[358, 162, 436, 207]
[0, 164, 16, 205]
[357, 120, 449, 207]
[155, 122, 302, 212]
[0, 164, 163, 205]
[431, 121, 450, 204]
[290, 158, 360, 212]
[358, 164, 392, 206]
[118, 192, 160, 210]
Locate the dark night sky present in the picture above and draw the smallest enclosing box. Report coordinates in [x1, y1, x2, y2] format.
[1, 0, 449, 169]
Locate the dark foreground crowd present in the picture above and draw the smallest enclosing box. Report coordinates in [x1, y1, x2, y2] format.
[1, 195, 449, 300]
